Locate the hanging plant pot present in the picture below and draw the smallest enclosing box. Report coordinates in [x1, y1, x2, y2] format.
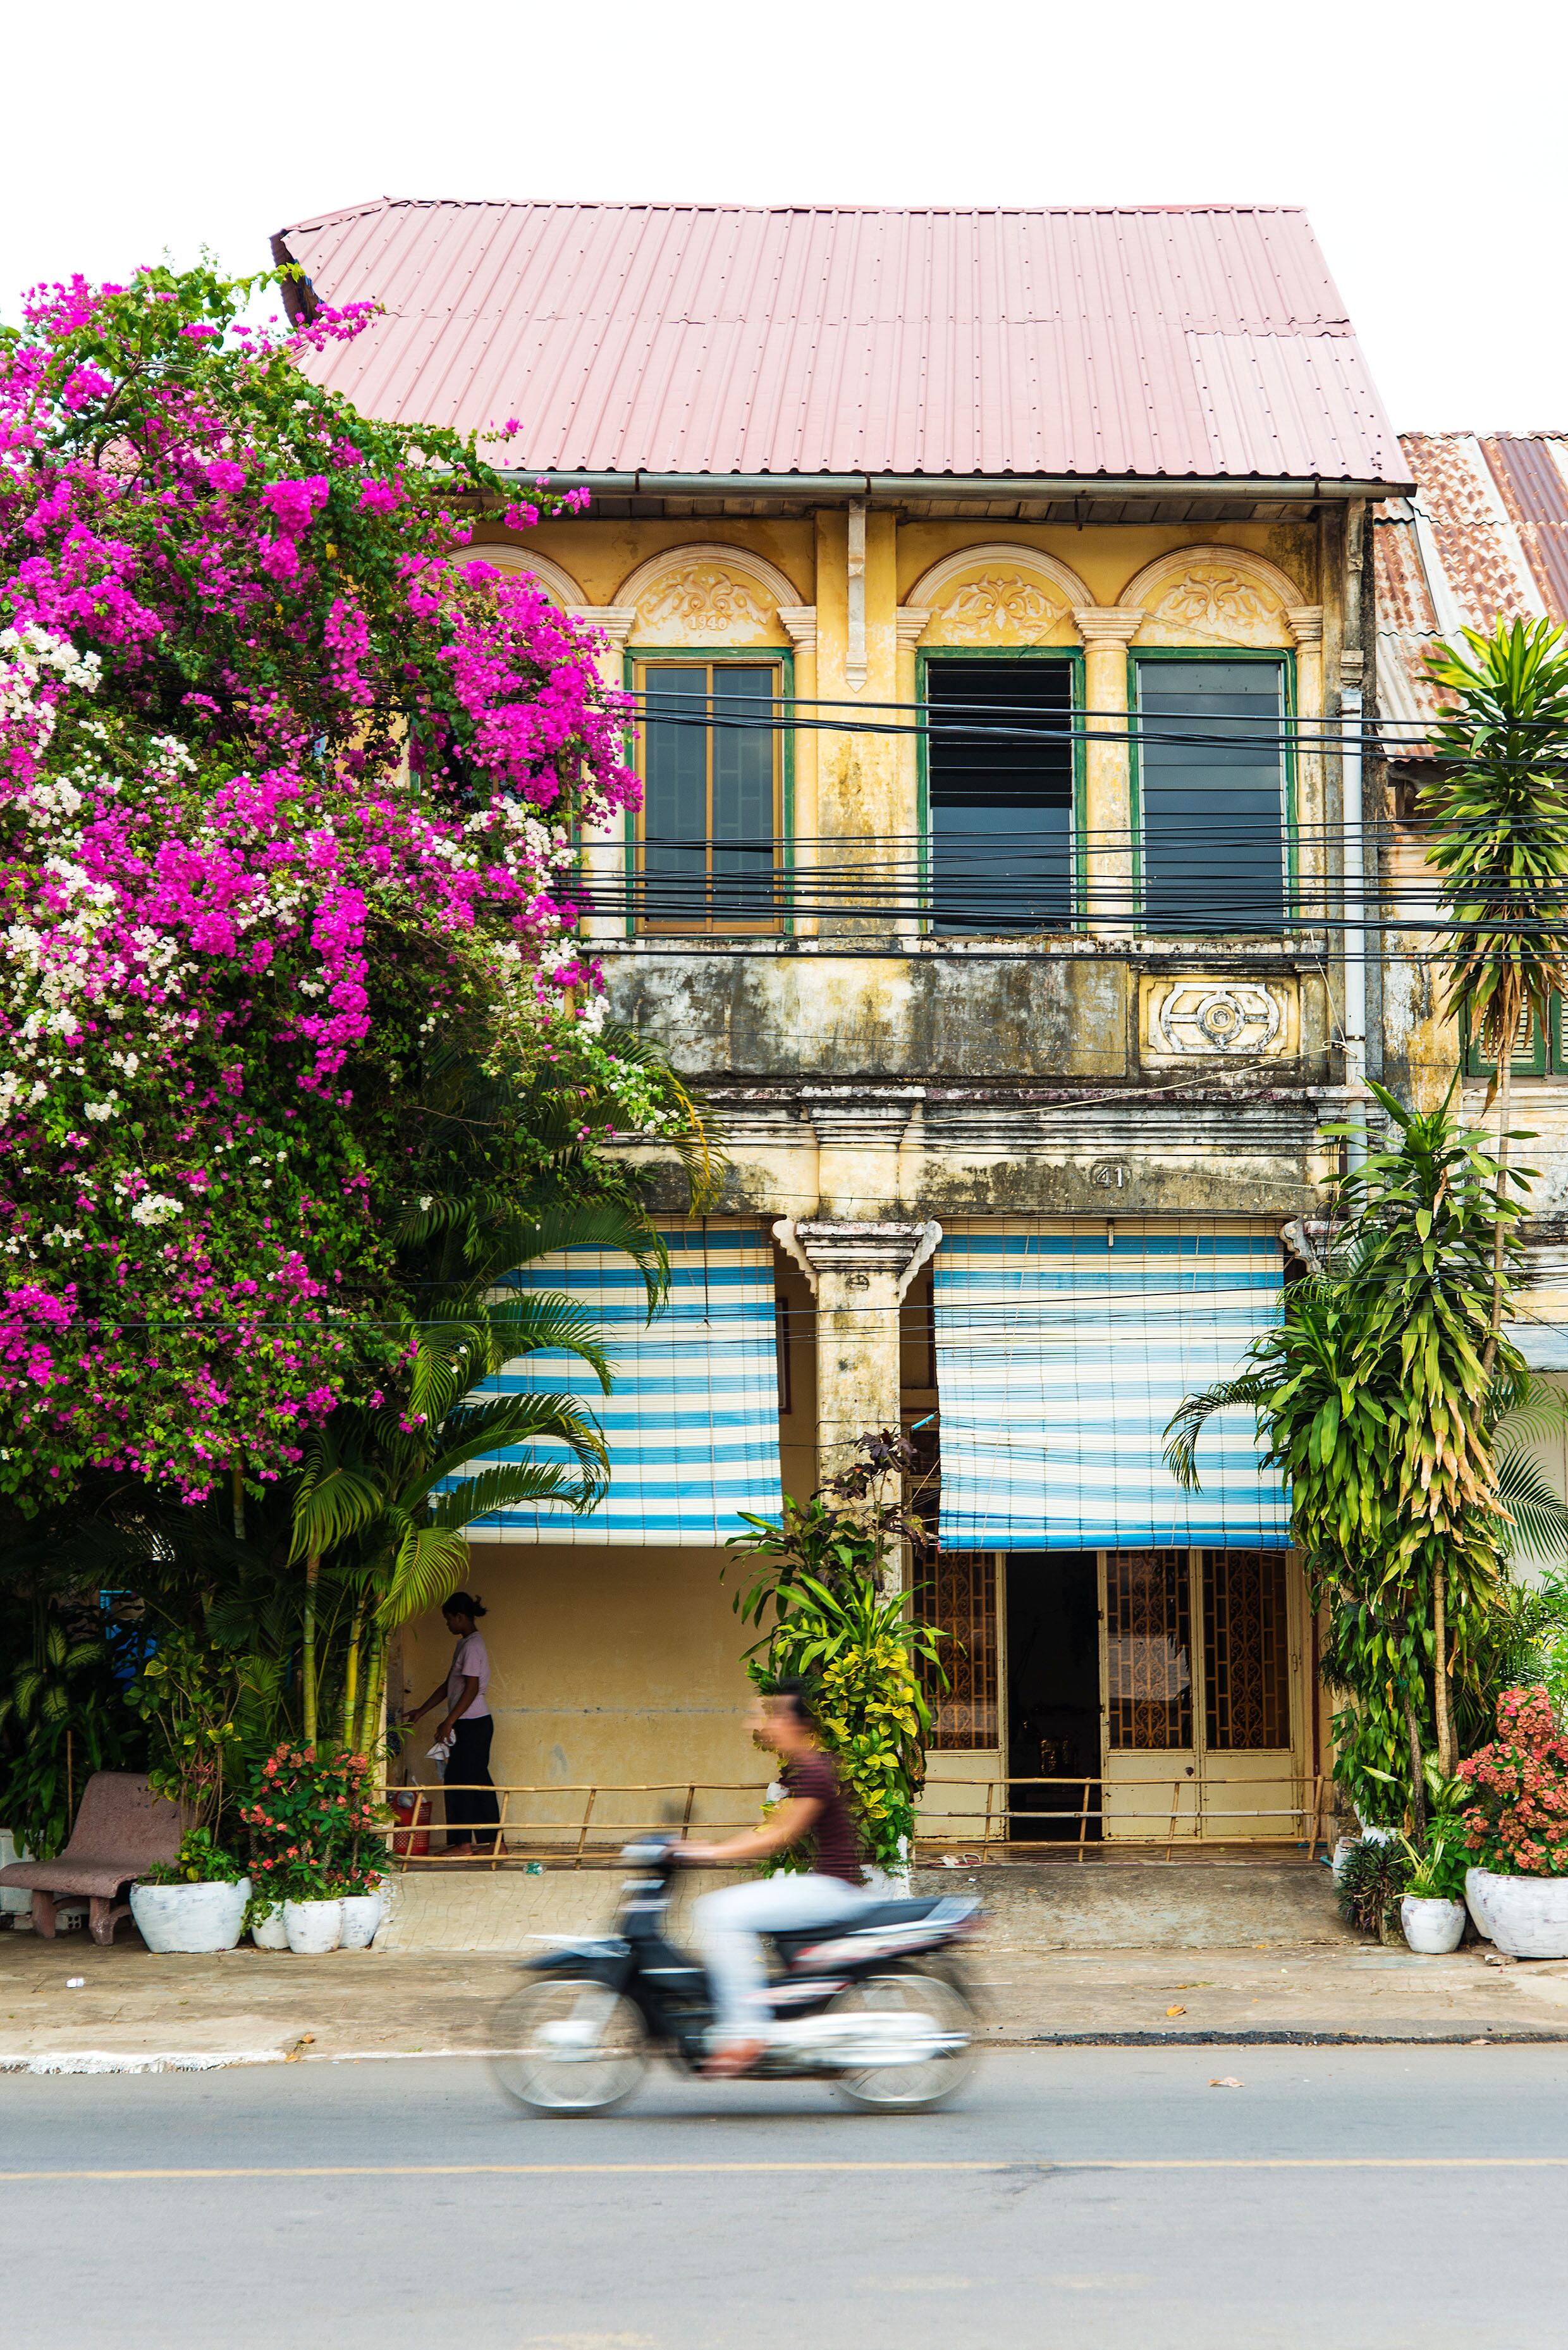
[283, 1897, 343, 1954]
[130, 1878, 251, 1955]
[1400, 1895, 1466, 1955]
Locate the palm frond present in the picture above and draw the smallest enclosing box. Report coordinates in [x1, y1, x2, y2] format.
[1496, 1444, 1568, 1561]
[482, 1200, 669, 1312]
[426, 1461, 598, 1534]
[375, 1525, 474, 1628]
[288, 1441, 385, 1561]
[412, 1394, 609, 1499]
[474, 1289, 615, 1387]
[1163, 1375, 1277, 1491]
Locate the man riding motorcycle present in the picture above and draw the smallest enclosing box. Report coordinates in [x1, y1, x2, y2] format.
[679, 1680, 873, 2074]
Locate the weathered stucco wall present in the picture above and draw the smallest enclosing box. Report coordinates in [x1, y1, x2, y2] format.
[395, 1545, 765, 1826]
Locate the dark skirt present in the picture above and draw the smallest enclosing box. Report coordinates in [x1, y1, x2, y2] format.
[445, 1714, 500, 1847]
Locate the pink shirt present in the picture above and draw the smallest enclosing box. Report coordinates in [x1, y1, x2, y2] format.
[446, 1632, 491, 1721]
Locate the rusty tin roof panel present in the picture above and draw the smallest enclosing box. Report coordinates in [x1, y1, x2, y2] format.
[1375, 433, 1568, 756]
[273, 198, 1406, 484]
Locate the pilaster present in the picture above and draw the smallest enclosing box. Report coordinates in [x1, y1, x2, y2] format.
[779, 606, 819, 937]
[1072, 608, 1142, 935]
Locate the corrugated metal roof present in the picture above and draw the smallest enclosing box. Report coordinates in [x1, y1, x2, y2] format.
[272, 199, 1406, 485]
[1374, 433, 1568, 754]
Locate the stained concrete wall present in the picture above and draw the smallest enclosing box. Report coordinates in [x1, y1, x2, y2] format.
[394, 1544, 766, 1835]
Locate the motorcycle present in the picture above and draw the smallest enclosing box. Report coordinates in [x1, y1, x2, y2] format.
[489, 1835, 982, 2116]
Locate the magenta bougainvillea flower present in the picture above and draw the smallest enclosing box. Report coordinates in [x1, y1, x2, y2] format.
[0, 264, 670, 1508]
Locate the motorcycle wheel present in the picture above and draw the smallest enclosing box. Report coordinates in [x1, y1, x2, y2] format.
[828, 1968, 976, 2113]
[489, 1976, 649, 2116]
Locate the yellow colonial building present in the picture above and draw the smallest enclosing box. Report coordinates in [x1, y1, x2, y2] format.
[279, 199, 1411, 1850]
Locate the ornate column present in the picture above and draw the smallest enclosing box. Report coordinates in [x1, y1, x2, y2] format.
[1071, 608, 1142, 934]
[1285, 605, 1325, 933]
[778, 605, 818, 937]
[576, 606, 639, 944]
[773, 1217, 943, 1556]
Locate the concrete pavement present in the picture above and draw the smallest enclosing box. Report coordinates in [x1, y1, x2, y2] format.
[4, 1922, 1568, 2069]
[6, 2046, 1568, 2347]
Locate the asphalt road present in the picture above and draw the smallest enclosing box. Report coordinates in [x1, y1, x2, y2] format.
[5, 2046, 1567, 2348]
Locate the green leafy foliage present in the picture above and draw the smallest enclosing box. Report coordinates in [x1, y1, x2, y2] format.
[726, 1434, 947, 1874]
[1166, 1082, 1530, 1819]
[138, 1826, 247, 1887]
[1336, 1835, 1412, 1940]
[238, 1741, 384, 1907]
[0, 1601, 135, 1859]
[1421, 617, 1568, 1085]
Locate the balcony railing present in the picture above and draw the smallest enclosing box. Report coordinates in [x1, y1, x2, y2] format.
[379, 1775, 1328, 1869]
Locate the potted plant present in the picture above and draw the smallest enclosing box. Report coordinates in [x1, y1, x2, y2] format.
[240, 1742, 386, 1953]
[1336, 1833, 1412, 1943]
[130, 1830, 251, 1953]
[334, 1865, 386, 1951]
[1399, 1835, 1469, 1953]
[1457, 1686, 1568, 1957]
[281, 1862, 345, 1954]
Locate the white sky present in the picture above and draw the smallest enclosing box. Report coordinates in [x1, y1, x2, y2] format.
[2, 0, 1562, 434]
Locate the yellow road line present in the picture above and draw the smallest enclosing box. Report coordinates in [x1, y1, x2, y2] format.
[5, 2156, 1568, 2182]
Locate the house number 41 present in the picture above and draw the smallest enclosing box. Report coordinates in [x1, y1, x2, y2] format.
[1090, 1161, 1129, 1190]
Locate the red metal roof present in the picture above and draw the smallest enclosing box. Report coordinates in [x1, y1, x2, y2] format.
[273, 199, 1404, 486]
[1374, 433, 1568, 749]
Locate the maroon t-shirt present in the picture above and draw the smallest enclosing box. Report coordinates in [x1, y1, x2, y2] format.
[783, 1750, 864, 1885]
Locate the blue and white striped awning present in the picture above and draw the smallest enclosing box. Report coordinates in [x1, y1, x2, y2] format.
[934, 1224, 1289, 1551]
[463, 1224, 783, 1546]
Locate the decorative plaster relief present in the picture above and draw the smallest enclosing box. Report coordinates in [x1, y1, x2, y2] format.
[634, 561, 775, 643]
[1140, 974, 1299, 1061]
[933, 569, 1069, 644]
[1142, 565, 1280, 646]
[1119, 547, 1302, 651]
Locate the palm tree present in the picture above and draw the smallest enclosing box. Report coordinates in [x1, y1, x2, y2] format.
[1421, 618, 1568, 1369]
[287, 1020, 723, 1750]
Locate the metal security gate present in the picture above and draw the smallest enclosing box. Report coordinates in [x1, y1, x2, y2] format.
[1101, 1547, 1306, 1841]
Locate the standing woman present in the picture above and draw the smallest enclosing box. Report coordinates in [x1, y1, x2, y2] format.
[407, 1595, 500, 1852]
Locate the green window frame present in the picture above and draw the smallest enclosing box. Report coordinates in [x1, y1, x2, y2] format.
[1129, 648, 1297, 936]
[915, 646, 1086, 933]
[1463, 997, 1564, 1078]
[623, 649, 793, 935]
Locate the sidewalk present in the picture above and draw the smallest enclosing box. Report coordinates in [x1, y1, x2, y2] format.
[4, 1916, 1568, 2070]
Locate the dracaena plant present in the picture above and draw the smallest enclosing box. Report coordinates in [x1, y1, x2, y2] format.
[1165, 1081, 1536, 1819]
[1421, 617, 1568, 1366]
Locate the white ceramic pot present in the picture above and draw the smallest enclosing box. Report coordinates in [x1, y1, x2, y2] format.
[0, 1829, 34, 1914]
[283, 1897, 343, 1955]
[337, 1890, 384, 1950]
[1464, 1866, 1498, 1942]
[130, 1877, 251, 1955]
[1476, 1871, 1568, 1960]
[250, 1902, 289, 1950]
[1400, 1895, 1466, 1955]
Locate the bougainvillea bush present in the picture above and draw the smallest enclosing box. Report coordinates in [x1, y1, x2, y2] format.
[0, 262, 672, 1509]
[1457, 1684, 1568, 1876]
